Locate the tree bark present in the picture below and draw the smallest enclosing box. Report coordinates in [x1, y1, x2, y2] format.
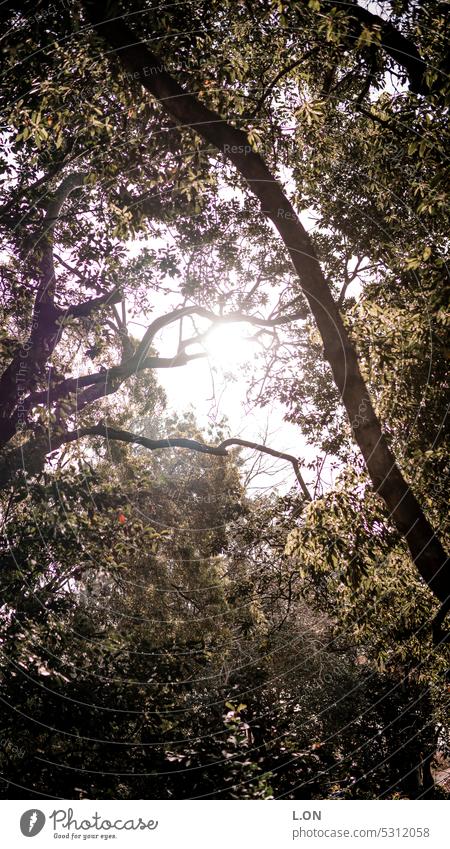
[0, 173, 87, 442]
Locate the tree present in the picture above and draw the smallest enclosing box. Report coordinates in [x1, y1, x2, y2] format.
[1, 446, 442, 798]
[0, 2, 310, 488]
[0, 0, 449, 801]
[0, 0, 447, 625]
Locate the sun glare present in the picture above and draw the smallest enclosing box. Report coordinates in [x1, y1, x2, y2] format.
[204, 323, 254, 367]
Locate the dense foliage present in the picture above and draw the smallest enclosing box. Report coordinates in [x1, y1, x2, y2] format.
[0, 0, 448, 799]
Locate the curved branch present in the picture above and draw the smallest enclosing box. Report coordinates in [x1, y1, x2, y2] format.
[74, 428, 311, 497]
[0, 424, 311, 497]
[67, 424, 229, 456]
[322, 1, 429, 95]
[18, 306, 302, 416]
[133, 305, 306, 365]
[220, 437, 311, 499]
[76, 428, 311, 495]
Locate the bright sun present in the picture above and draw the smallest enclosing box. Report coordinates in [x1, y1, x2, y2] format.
[203, 323, 254, 367]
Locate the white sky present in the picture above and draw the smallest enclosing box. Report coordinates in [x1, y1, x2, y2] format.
[134, 317, 320, 495]
[124, 212, 349, 497]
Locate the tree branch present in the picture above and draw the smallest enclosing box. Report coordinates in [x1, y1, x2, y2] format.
[133, 305, 306, 366]
[34, 172, 87, 306]
[323, 1, 429, 95]
[0, 423, 310, 496]
[20, 351, 207, 416]
[0, 173, 88, 439]
[64, 288, 123, 318]
[220, 437, 311, 499]
[248, 48, 318, 118]
[66, 424, 230, 456]
[19, 297, 298, 418]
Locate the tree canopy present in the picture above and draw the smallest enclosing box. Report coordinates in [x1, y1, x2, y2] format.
[0, 0, 448, 800]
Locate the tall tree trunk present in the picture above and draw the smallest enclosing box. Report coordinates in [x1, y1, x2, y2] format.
[83, 4, 449, 607]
